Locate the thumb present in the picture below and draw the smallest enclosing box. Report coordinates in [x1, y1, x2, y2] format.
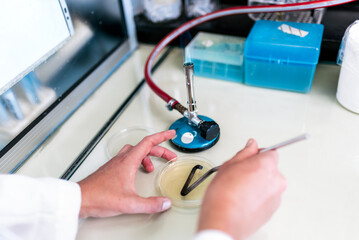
[233, 138, 259, 161]
[130, 196, 172, 214]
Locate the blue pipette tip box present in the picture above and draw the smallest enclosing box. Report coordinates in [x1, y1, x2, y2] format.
[244, 20, 324, 93]
[185, 32, 245, 83]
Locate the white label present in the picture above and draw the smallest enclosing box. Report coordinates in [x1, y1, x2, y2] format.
[201, 39, 214, 48]
[278, 24, 309, 38]
[181, 132, 194, 144]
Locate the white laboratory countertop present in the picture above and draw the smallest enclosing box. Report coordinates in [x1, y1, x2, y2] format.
[19, 44, 359, 240]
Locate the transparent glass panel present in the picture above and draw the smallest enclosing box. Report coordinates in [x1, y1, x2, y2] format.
[0, 0, 129, 154]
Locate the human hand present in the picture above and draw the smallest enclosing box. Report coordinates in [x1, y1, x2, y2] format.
[197, 139, 287, 240]
[78, 130, 177, 219]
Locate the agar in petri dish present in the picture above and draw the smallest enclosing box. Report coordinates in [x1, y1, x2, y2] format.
[106, 127, 154, 159]
[156, 156, 215, 209]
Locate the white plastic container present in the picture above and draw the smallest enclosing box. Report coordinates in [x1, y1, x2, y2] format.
[337, 21, 359, 113]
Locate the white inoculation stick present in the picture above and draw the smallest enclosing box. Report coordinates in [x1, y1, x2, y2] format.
[181, 133, 310, 196]
[259, 133, 310, 153]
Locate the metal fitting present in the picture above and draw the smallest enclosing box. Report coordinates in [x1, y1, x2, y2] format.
[166, 99, 177, 111]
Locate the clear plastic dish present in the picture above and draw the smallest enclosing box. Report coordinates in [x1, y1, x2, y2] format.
[106, 127, 154, 159]
[156, 155, 216, 209]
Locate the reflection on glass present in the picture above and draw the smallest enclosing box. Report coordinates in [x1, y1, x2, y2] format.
[0, 0, 127, 151]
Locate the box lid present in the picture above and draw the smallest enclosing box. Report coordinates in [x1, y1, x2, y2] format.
[185, 32, 245, 66]
[245, 20, 324, 65]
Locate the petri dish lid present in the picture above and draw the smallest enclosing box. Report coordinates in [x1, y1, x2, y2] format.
[156, 155, 216, 209]
[106, 127, 154, 159]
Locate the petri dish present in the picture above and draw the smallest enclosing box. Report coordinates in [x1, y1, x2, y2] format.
[156, 155, 216, 209]
[106, 127, 154, 159]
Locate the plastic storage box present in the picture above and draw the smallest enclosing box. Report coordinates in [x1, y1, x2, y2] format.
[244, 20, 324, 93]
[185, 32, 245, 82]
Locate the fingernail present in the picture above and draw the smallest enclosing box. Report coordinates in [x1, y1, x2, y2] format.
[169, 157, 177, 162]
[162, 199, 171, 211]
[246, 139, 254, 147]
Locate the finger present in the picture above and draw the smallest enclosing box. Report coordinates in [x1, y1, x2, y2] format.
[141, 146, 177, 173]
[127, 196, 172, 214]
[129, 130, 176, 166]
[276, 172, 287, 194]
[141, 156, 154, 172]
[149, 146, 177, 161]
[116, 144, 133, 156]
[259, 150, 279, 167]
[232, 138, 259, 162]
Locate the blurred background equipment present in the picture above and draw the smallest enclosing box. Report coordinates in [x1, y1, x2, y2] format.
[144, 0, 182, 23]
[185, 0, 219, 18]
[247, 0, 325, 23]
[134, 0, 359, 62]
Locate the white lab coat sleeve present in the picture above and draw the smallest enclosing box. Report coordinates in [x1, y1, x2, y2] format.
[0, 174, 81, 240]
[193, 230, 234, 240]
